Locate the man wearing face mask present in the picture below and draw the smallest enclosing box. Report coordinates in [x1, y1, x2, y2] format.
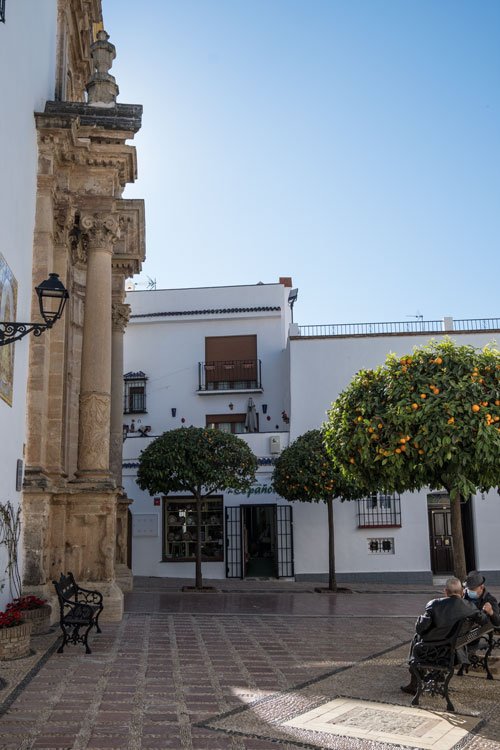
[457, 571, 500, 674]
[463, 571, 500, 625]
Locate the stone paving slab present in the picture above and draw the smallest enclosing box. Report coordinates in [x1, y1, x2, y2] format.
[0, 584, 497, 750]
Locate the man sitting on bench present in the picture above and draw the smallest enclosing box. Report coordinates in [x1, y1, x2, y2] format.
[401, 576, 489, 694]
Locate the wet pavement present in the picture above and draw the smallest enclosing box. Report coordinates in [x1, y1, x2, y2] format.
[0, 577, 498, 750]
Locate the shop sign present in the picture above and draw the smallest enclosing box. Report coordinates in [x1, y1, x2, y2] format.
[227, 483, 276, 498]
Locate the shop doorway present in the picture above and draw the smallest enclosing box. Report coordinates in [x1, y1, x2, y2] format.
[225, 504, 294, 579]
[427, 494, 476, 575]
[243, 505, 276, 577]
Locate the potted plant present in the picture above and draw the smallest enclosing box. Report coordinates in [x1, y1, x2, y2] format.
[0, 608, 32, 660]
[7, 595, 52, 635]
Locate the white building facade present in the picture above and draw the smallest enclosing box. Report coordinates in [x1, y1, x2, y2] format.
[0, 1, 58, 607]
[123, 280, 295, 580]
[123, 283, 500, 585]
[288, 321, 500, 584]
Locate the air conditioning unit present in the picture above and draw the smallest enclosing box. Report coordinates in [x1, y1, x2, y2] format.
[269, 436, 281, 454]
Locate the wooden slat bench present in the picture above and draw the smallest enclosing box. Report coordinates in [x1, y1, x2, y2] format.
[52, 572, 103, 654]
[409, 617, 494, 712]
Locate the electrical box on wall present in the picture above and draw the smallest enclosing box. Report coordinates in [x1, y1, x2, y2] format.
[270, 436, 281, 454]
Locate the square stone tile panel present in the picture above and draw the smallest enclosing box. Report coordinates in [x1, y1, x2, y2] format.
[284, 698, 481, 749]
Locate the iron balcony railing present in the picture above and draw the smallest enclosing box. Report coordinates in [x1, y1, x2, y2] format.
[357, 493, 401, 528]
[198, 359, 262, 391]
[297, 318, 500, 338]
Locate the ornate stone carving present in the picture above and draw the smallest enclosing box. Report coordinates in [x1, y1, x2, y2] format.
[78, 392, 111, 471]
[112, 303, 130, 332]
[69, 214, 89, 265]
[81, 213, 120, 249]
[86, 30, 119, 108]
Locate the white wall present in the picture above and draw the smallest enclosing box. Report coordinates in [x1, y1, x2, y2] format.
[124, 284, 292, 439]
[289, 331, 499, 439]
[0, 1, 57, 605]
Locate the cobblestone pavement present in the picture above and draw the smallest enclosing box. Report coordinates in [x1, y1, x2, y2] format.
[0, 579, 498, 750]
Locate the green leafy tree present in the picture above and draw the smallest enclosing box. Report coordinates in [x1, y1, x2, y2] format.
[325, 339, 500, 580]
[272, 429, 363, 591]
[137, 427, 257, 589]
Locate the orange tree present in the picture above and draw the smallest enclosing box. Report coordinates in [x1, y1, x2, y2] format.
[137, 427, 257, 589]
[325, 339, 500, 580]
[272, 429, 363, 591]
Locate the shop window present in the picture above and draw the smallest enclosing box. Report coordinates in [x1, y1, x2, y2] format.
[0, 1, 5, 23]
[163, 498, 224, 561]
[357, 493, 401, 527]
[123, 371, 147, 414]
[367, 537, 395, 554]
[206, 414, 247, 434]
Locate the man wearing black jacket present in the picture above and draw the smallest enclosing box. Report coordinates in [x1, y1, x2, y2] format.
[463, 571, 500, 626]
[401, 576, 488, 694]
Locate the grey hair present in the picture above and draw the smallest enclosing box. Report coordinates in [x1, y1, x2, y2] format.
[445, 577, 463, 596]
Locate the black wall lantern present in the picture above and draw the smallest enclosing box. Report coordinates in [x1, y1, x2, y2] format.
[0, 273, 69, 346]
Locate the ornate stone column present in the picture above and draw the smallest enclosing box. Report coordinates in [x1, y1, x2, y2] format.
[110, 301, 129, 483]
[111, 299, 133, 592]
[77, 210, 119, 480]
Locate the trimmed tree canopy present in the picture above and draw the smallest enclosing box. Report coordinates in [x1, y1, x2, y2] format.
[325, 339, 500, 579]
[325, 339, 500, 499]
[137, 426, 258, 496]
[272, 428, 363, 592]
[272, 429, 362, 503]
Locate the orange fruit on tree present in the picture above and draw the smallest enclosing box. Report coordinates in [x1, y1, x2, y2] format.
[472, 404, 480, 412]
[420, 394, 427, 399]
[412, 403, 419, 410]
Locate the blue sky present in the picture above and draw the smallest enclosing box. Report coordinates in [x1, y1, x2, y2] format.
[104, 0, 499, 326]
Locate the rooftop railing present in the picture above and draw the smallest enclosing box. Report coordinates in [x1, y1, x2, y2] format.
[297, 318, 500, 338]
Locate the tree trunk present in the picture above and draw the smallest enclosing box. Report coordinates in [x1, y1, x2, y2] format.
[195, 493, 203, 590]
[449, 489, 467, 582]
[326, 497, 337, 592]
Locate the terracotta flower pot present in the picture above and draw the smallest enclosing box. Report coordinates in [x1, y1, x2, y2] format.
[19, 604, 52, 635]
[0, 621, 32, 661]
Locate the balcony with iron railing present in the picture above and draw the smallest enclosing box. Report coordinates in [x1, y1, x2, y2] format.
[198, 359, 263, 393]
[296, 317, 500, 338]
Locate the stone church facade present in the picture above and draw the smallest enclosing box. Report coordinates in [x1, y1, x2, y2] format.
[21, 0, 145, 620]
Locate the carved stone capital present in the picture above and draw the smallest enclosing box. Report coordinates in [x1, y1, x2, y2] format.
[112, 303, 131, 332]
[53, 201, 73, 246]
[81, 213, 121, 250]
[78, 392, 111, 472]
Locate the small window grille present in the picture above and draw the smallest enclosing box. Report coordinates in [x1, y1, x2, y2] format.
[357, 493, 401, 527]
[368, 537, 395, 554]
[0, 1, 5, 23]
[123, 371, 147, 414]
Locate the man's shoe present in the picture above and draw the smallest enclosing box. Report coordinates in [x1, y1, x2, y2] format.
[400, 683, 417, 695]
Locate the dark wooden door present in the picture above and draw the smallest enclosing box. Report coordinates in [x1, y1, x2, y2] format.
[428, 508, 453, 574]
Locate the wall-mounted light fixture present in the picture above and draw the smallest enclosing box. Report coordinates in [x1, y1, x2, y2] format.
[228, 402, 234, 410]
[287, 288, 298, 324]
[0, 273, 69, 346]
[261, 404, 268, 414]
[171, 408, 177, 417]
